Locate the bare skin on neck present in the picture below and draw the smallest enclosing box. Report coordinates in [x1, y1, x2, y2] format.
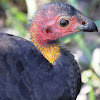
[31, 34, 61, 65]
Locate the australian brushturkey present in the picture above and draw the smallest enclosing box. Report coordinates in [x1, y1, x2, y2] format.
[0, 2, 98, 100]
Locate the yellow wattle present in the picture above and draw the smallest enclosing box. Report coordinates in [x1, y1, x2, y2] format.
[31, 34, 61, 64]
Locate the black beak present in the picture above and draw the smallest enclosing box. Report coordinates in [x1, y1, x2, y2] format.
[79, 18, 98, 32]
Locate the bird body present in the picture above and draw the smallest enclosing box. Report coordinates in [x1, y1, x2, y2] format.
[0, 2, 98, 100]
[0, 33, 80, 100]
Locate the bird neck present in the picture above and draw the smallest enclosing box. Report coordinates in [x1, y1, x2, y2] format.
[31, 36, 61, 65]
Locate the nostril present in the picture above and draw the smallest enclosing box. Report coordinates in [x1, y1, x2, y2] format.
[82, 21, 86, 25]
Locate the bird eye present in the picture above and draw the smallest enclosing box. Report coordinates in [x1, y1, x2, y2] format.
[60, 19, 69, 27]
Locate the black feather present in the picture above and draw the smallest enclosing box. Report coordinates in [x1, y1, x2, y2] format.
[0, 33, 81, 100]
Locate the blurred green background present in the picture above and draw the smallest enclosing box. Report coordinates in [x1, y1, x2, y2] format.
[0, 0, 100, 100]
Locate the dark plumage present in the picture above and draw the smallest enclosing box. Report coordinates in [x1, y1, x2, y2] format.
[0, 33, 80, 100]
[0, 2, 98, 100]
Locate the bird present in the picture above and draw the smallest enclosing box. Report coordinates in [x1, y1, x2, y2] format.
[0, 2, 98, 100]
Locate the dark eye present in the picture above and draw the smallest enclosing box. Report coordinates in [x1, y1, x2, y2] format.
[60, 19, 69, 27]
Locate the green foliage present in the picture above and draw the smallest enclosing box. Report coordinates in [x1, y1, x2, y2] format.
[0, 0, 27, 37]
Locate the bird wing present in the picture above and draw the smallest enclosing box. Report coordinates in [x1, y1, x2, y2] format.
[0, 33, 38, 100]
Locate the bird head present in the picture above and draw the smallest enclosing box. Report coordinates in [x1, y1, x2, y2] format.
[30, 2, 98, 45]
